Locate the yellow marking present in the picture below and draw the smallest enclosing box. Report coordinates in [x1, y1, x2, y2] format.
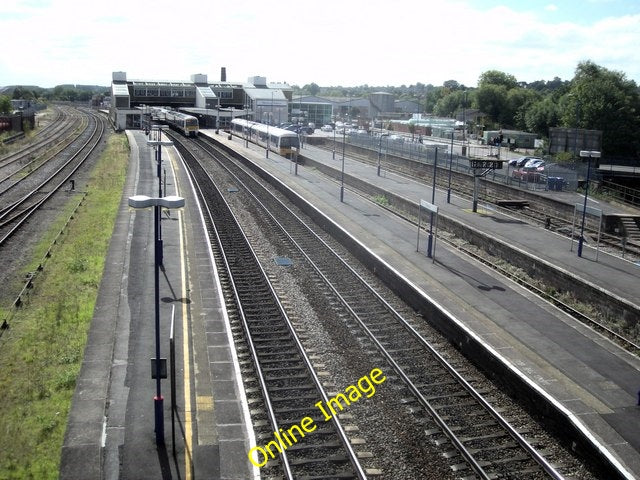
[197, 395, 214, 411]
[170, 145, 193, 480]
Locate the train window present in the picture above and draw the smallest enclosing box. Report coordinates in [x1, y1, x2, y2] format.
[281, 137, 299, 148]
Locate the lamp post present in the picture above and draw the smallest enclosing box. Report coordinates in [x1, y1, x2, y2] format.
[147, 130, 173, 266]
[377, 133, 389, 176]
[333, 126, 336, 160]
[447, 130, 454, 203]
[128, 194, 185, 445]
[577, 150, 600, 257]
[427, 147, 438, 258]
[340, 128, 346, 202]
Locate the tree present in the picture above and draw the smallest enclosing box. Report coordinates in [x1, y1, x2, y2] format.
[434, 90, 465, 117]
[303, 83, 320, 96]
[477, 70, 518, 90]
[443, 79, 461, 90]
[474, 84, 509, 126]
[506, 88, 541, 130]
[0, 95, 12, 114]
[561, 61, 640, 157]
[524, 96, 560, 136]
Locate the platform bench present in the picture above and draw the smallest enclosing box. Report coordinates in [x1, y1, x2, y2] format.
[496, 199, 529, 209]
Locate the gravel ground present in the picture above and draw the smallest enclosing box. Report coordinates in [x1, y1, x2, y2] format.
[200, 152, 600, 480]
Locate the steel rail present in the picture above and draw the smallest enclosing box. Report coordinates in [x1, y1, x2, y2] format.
[194, 135, 563, 479]
[0, 110, 104, 246]
[173, 133, 368, 480]
[0, 113, 85, 195]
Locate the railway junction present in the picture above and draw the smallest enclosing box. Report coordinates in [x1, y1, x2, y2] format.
[58, 122, 640, 479]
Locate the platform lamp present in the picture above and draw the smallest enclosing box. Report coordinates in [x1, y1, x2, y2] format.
[377, 133, 389, 176]
[340, 127, 346, 202]
[427, 147, 438, 258]
[577, 150, 600, 257]
[447, 130, 454, 203]
[128, 194, 185, 445]
[147, 129, 173, 266]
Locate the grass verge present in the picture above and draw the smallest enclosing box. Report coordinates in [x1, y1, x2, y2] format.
[0, 131, 128, 479]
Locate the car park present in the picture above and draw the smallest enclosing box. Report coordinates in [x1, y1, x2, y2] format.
[285, 125, 314, 135]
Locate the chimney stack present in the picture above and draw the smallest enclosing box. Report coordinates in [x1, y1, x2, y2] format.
[221, 67, 227, 82]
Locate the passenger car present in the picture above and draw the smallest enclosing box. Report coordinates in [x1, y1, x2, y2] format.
[512, 162, 545, 182]
[523, 158, 545, 169]
[508, 156, 541, 168]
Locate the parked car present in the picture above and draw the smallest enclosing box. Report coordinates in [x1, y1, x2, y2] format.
[508, 156, 541, 168]
[285, 125, 314, 135]
[321, 124, 333, 132]
[512, 164, 545, 182]
[523, 158, 545, 169]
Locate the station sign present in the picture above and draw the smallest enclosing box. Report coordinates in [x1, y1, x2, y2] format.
[470, 159, 504, 169]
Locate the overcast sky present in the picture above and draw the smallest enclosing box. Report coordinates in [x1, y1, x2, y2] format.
[1, 0, 639, 88]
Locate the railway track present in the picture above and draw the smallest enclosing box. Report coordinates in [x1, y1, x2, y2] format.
[0, 105, 71, 179]
[174, 134, 369, 479]
[0, 108, 104, 247]
[174, 133, 576, 479]
[318, 154, 640, 355]
[312, 140, 640, 353]
[316, 142, 640, 258]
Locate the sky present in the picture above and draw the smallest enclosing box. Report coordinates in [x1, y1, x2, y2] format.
[1, 0, 639, 89]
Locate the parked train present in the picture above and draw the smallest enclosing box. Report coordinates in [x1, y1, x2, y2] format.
[165, 111, 199, 137]
[230, 119, 299, 157]
[152, 108, 199, 137]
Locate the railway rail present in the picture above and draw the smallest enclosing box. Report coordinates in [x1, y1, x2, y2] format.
[0, 105, 71, 178]
[315, 149, 640, 355]
[173, 133, 369, 479]
[316, 141, 640, 258]
[0, 111, 84, 199]
[174, 133, 580, 479]
[0, 108, 105, 247]
[311, 140, 640, 353]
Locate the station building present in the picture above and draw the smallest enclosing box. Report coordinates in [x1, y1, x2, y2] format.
[110, 71, 293, 131]
[110, 70, 424, 132]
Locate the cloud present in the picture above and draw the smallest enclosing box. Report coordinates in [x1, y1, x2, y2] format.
[1, 0, 639, 88]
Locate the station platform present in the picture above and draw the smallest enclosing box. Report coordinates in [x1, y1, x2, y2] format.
[202, 129, 640, 479]
[309, 139, 640, 310]
[60, 131, 256, 479]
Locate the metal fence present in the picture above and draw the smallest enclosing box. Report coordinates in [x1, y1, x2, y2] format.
[347, 132, 585, 194]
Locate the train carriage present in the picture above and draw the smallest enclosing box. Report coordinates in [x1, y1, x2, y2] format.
[231, 119, 299, 157]
[165, 110, 199, 137]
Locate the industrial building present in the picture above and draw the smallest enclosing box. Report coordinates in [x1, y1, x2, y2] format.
[110, 70, 423, 132]
[110, 71, 293, 131]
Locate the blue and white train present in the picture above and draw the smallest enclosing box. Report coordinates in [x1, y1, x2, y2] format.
[230, 119, 299, 157]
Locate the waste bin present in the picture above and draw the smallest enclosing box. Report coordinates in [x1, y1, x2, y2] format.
[556, 177, 564, 191]
[547, 177, 558, 190]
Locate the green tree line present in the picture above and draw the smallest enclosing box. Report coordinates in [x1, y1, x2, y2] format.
[3, 84, 109, 104]
[294, 61, 640, 158]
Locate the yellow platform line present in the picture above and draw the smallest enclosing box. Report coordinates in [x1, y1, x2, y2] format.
[178, 208, 193, 480]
